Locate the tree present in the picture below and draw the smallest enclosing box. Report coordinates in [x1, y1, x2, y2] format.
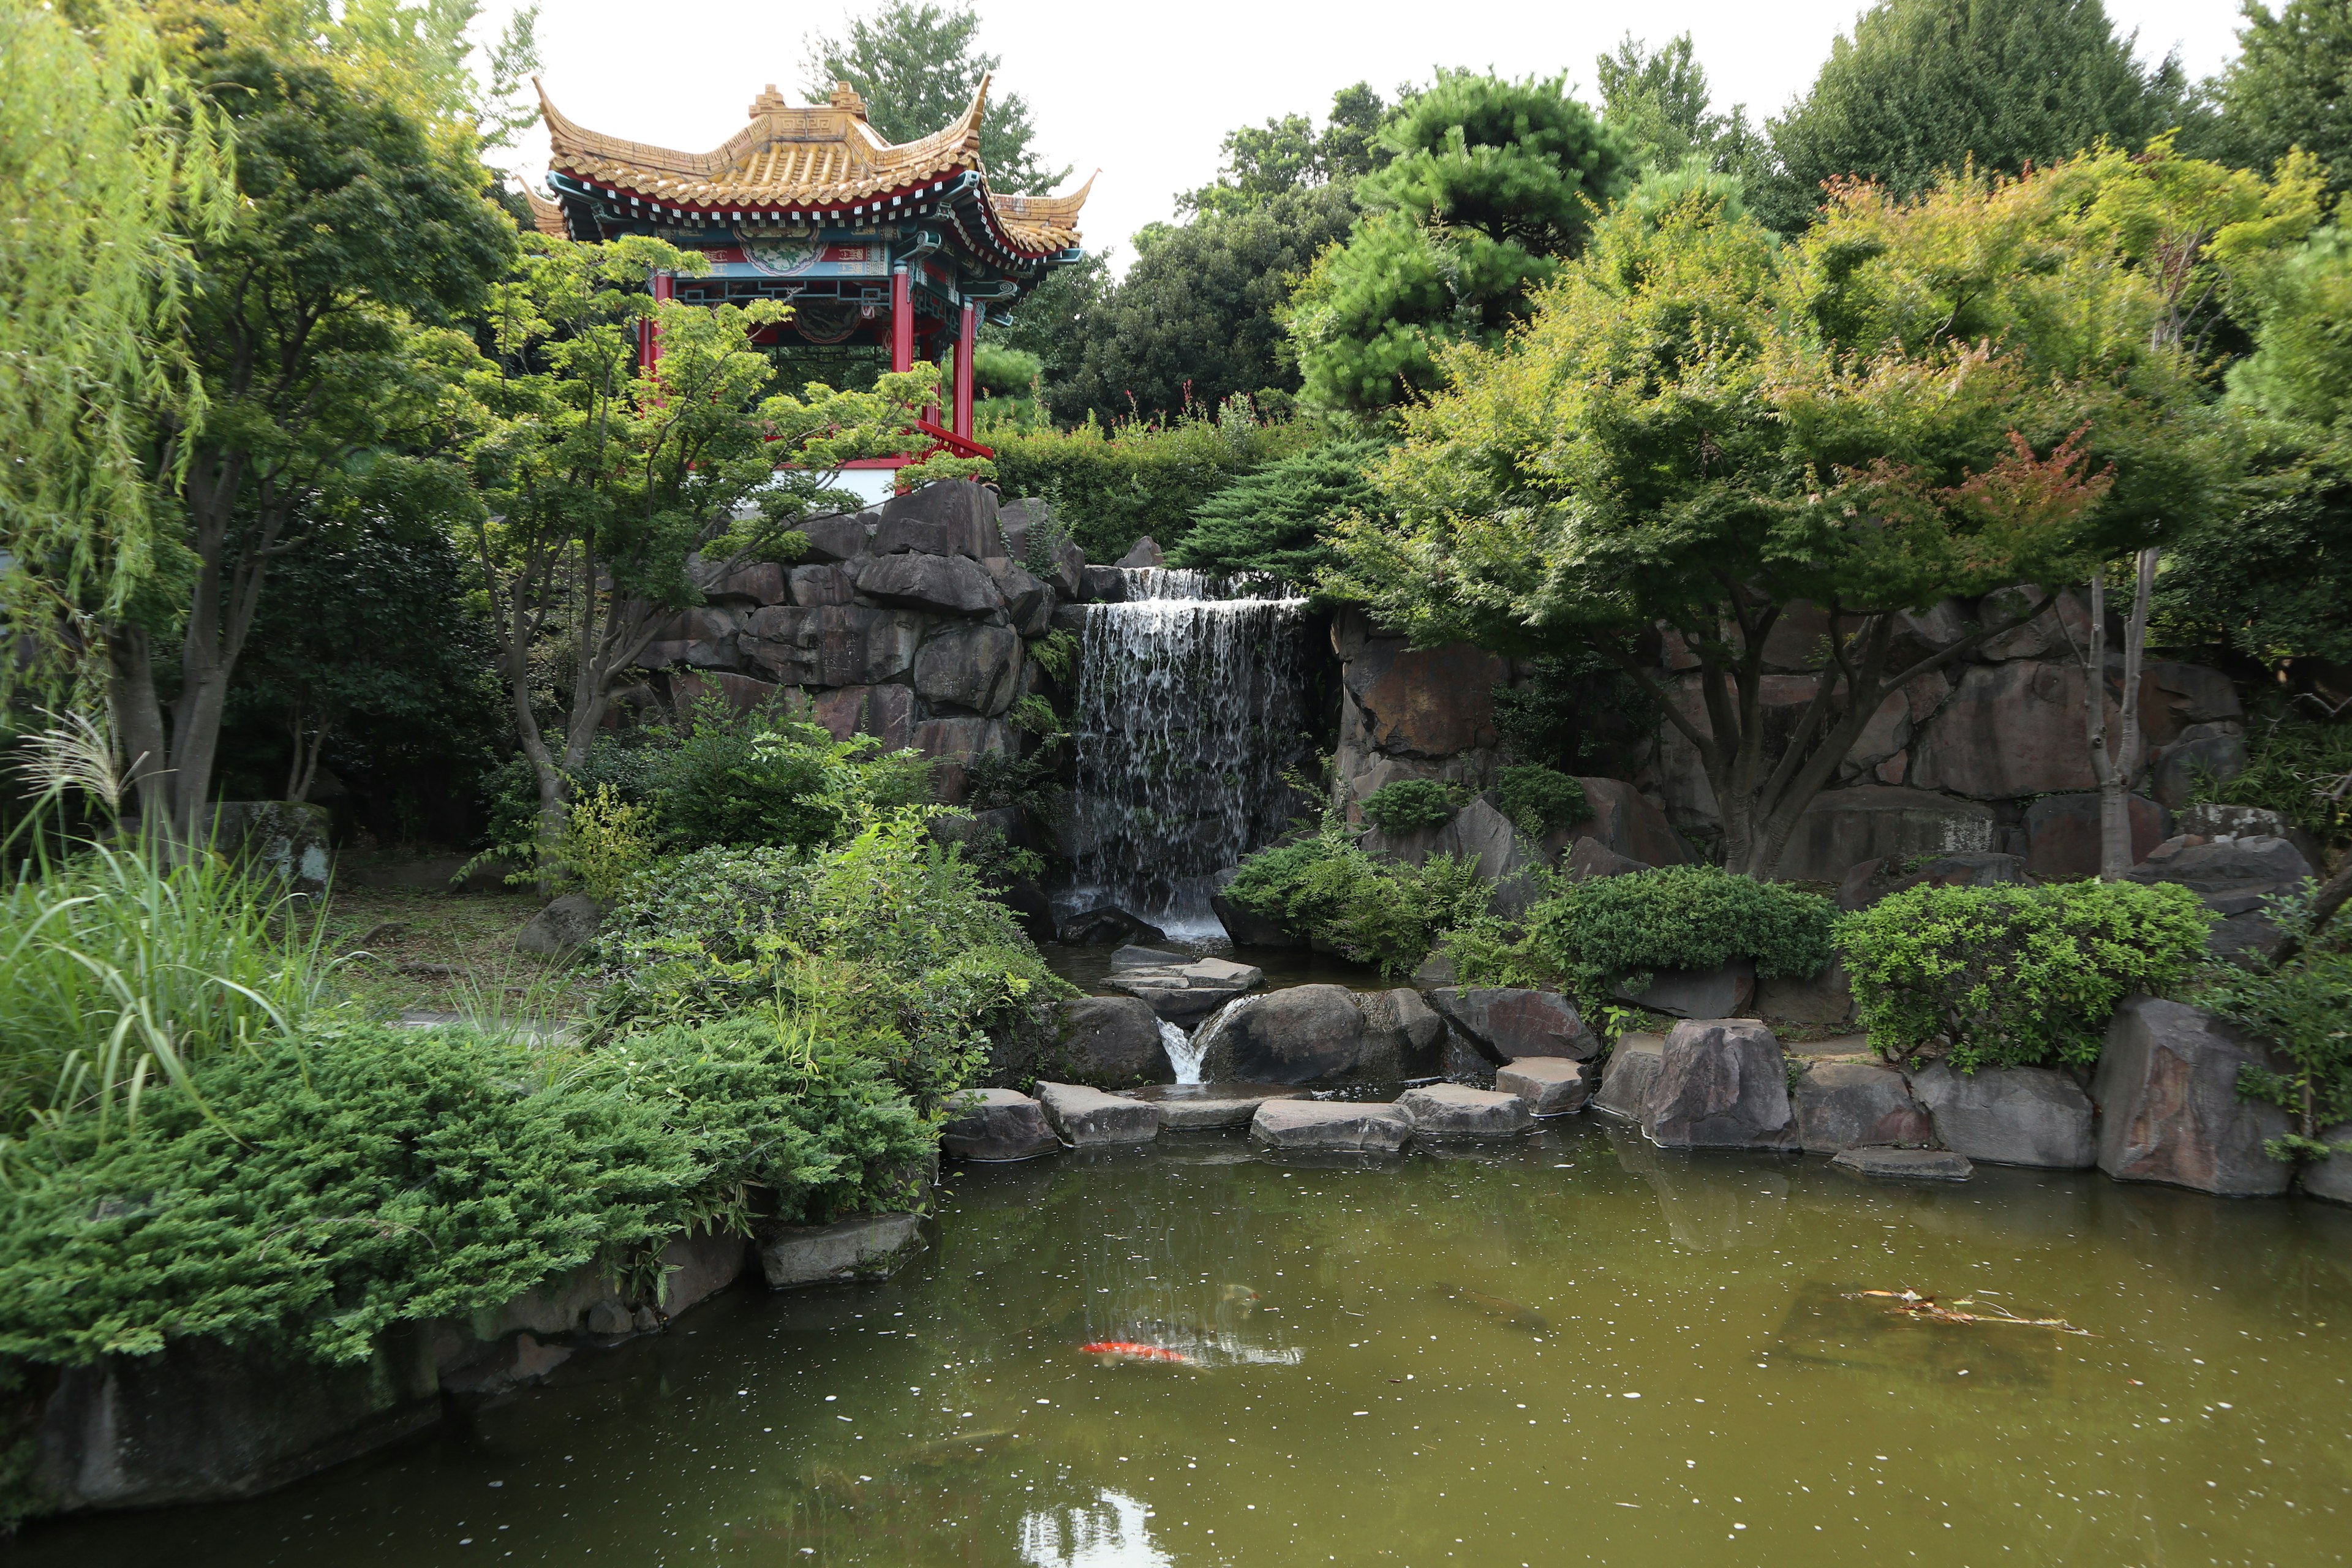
[1287, 71, 1631, 417]
[1594, 32, 1765, 179]
[1169, 435, 1385, 582]
[1330, 172, 2222, 876]
[1757, 0, 2198, 233]
[2215, 0, 2352, 201]
[1181, 82, 1393, 217]
[803, 1, 1066, 194]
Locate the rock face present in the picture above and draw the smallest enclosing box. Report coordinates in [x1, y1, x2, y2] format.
[1248, 1099, 1414, 1153]
[1400, 1084, 1536, 1138]
[2125, 835, 2314, 961]
[1114, 1082, 1310, 1129]
[1593, 1033, 1667, 1121]
[2022, 793, 2168, 880]
[1104, 949, 1264, 1024]
[1909, 661, 2105, 799]
[1564, 836, 1649, 880]
[913, 624, 1023, 716]
[1644, 1019, 1796, 1150]
[1906, 1062, 2095, 1168]
[1792, 1061, 1932, 1153]
[940, 1088, 1061, 1161]
[1495, 1057, 1596, 1116]
[2094, 997, 2293, 1196]
[1050, 996, 1175, 1084]
[1428, 987, 1600, 1061]
[1832, 1147, 1973, 1181]
[2304, 1129, 2352, 1205]
[856, 552, 1005, 617]
[1775, 786, 2000, 884]
[1342, 638, 1509, 758]
[758, 1213, 925, 1289]
[1835, 851, 2028, 913]
[1561, 778, 1695, 867]
[1196, 985, 1441, 1085]
[743, 605, 926, 687]
[1210, 865, 1300, 948]
[1035, 1080, 1164, 1147]
[874, 478, 998, 559]
[1755, 959, 1855, 1028]
[515, 893, 603, 956]
[1615, 960, 1755, 1020]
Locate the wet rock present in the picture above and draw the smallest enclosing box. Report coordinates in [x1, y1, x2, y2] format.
[1756, 958, 1856, 1028]
[1210, 866, 1300, 948]
[1055, 907, 1167, 946]
[1104, 954, 1264, 1025]
[1593, 1033, 1667, 1122]
[1052, 995, 1175, 1084]
[515, 893, 603, 957]
[1400, 1083, 1536, 1137]
[1775, 785, 2000, 884]
[1359, 987, 1446, 1074]
[855, 552, 1005, 616]
[1248, 1100, 1414, 1153]
[1117, 1082, 1313, 1129]
[2022, 793, 2169, 879]
[742, 605, 925, 685]
[1196, 985, 1368, 1085]
[758, 1213, 925, 1289]
[1564, 836, 1649, 880]
[1836, 851, 2029, 913]
[655, 1227, 753, 1316]
[940, 1088, 1061, 1161]
[1832, 1147, 1973, 1181]
[2125, 835, 2314, 962]
[1116, 537, 1166, 568]
[1035, 1081, 1163, 1146]
[1427, 987, 1600, 1061]
[1495, 1056, 1596, 1116]
[874, 479, 999, 559]
[2093, 997, 2293, 1196]
[914, 624, 1024, 717]
[1615, 959, 1755, 1020]
[1906, 1062, 2095, 1169]
[1080, 565, 1129, 602]
[1793, 1060, 1932, 1153]
[1645, 1019, 1796, 1150]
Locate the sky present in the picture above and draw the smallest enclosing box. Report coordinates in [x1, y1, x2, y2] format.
[487, 0, 2247, 273]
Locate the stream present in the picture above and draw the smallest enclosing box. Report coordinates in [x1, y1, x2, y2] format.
[20, 1121, 2351, 1566]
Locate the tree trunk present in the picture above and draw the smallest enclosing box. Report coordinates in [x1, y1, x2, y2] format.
[107, 626, 172, 839]
[2084, 549, 2158, 880]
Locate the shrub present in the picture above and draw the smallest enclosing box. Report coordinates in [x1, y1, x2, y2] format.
[558, 783, 657, 902]
[2200, 887, 2352, 1164]
[1837, 880, 2215, 1071]
[986, 415, 1322, 563]
[1494, 764, 1588, 837]
[2193, 713, 2352, 856]
[0, 1016, 929, 1369]
[1226, 817, 1493, 974]
[593, 813, 1072, 1105]
[1359, 778, 1460, 833]
[1517, 865, 1835, 1005]
[1169, 435, 1384, 584]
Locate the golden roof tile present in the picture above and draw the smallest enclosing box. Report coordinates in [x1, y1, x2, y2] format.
[522, 185, 567, 239]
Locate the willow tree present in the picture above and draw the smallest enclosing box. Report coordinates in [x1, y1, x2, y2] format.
[1331, 178, 2217, 876]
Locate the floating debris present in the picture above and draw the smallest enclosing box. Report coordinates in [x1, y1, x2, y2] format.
[1847, 1289, 2094, 1336]
[1080, 1341, 1197, 1365]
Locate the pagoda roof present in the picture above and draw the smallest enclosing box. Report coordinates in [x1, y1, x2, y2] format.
[535, 76, 1089, 256]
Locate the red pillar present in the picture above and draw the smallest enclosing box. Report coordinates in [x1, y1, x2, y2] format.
[889, 268, 913, 373]
[953, 301, 977, 440]
[640, 270, 675, 372]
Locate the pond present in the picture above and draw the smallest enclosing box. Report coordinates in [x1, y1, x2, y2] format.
[19, 1121, 2351, 1567]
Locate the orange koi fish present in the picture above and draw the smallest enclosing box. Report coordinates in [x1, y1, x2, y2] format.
[1081, 1341, 1195, 1364]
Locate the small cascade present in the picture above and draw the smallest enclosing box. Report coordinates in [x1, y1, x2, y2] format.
[1158, 1019, 1205, 1085]
[1067, 568, 1311, 938]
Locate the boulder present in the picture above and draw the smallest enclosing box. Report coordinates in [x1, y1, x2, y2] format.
[2139, 662, 2245, 746]
[1975, 584, 2095, 662]
[654, 1227, 753, 1316]
[911, 716, 1012, 805]
[2176, 802, 2290, 840]
[1561, 777, 1697, 867]
[1427, 987, 1600, 1061]
[1050, 997, 1174, 1084]
[1210, 865, 1301, 948]
[1495, 1057, 1596, 1116]
[874, 478, 999, 559]
[2125, 835, 2315, 962]
[807, 682, 916, 753]
[1906, 1062, 2095, 1169]
[795, 513, 872, 564]
[1756, 958, 1855, 1028]
[994, 497, 1047, 562]
[1427, 796, 1551, 916]
[913, 624, 1024, 717]
[786, 562, 858, 606]
[1832, 1147, 1973, 1181]
[700, 557, 788, 603]
[1104, 954, 1264, 1025]
[1400, 1083, 1536, 1138]
[1035, 1080, 1163, 1146]
[940, 1088, 1061, 1161]
[1792, 1060, 1932, 1153]
[758, 1213, 925, 1289]
[2093, 997, 2293, 1196]
[639, 605, 748, 670]
[515, 893, 603, 957]
[854, 552, 1005, 616]
[1341, 638, 1509, 758]
[1056, 907, 1167, 946]
[1615, 960, 1755, 1020]
[1116, 536, 1166, 568]
[1080, 565, 1129, 602]
[742, 605, 924, 686]
[2150, 726, 2249, 810]
[217, 801, 334, 894]
[2302, 1129, 2352, 1205]
[1836, 851, 2029, 913]
[1593, 1033, 1666, 1122]
[1776, 786, 2000, 884]
[985, 560, 1054, 636]
[1194, 985, 1401, 1085]
[1564, 836, 1649, 880]
[1048, 538, 1087, 601]
[1362, 987, 1446, 1063]
[1908, 660, 2105, 799]
[1644, 1019, 1796, 1150]
[1114, 1082, 1311, 1130]
[2021, 793, 2168, 880]
[1411, 948, 1458, 987]
[1248, 1099, 1414, 1154]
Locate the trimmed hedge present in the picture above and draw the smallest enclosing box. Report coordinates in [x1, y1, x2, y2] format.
[1515, 865, 1835, 1001]
[986, 417, 1322, 564]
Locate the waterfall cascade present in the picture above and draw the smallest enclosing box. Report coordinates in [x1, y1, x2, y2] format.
[1066, 568, 1311, 940]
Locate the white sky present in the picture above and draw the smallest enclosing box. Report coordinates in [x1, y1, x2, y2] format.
[489, 0, 2245, 273]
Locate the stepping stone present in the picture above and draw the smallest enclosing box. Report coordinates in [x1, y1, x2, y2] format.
[1114, 1082, 1311, 1130]
[1494, 1057, 1594, 1117]
[940, 1088, 1060, 1161]
[1830, 1147, 1974, 1182]
[1035, 1081, 1162, 1146]
[1399, 1084, 1534, 1138]
[1105, 949, 1265, 1024]
[1248, 1099, 1412, 1154]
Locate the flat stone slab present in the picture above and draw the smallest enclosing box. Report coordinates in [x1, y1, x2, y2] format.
[1249, 1099, 1413, 1154]
[1399, 1083, 1535, 1138]
[1114, 1082, 1311, 1129]
[759, 1213, 923, 1289]
[1106, 950, 1265, 1024]
[1035, 1080, 1162, 1146]
[1494, 1057, 1594, 1116]
[940, 1088, 1060, 1161]
[1831, 1147, 1974, 1182]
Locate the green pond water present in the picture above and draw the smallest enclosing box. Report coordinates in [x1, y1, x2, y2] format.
[20, 1120, 2352, 1567]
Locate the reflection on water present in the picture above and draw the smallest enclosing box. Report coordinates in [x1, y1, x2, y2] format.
[18, 1121, 2352, 1567]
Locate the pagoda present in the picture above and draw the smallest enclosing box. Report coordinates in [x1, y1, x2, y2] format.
[527, 75, 1090, 462]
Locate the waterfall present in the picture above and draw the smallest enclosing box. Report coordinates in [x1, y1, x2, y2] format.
[1158, 1020, 1204, 1085]
[1066, 568, 1311, 939]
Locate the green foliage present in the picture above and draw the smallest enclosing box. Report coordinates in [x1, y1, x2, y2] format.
[1837, 880, 2215, 1070]
[1492, 651, 1656, 769]
[2203, 888, 2352, 1162]
[2192, 713, 2352, 854]
[802, 1, 1066, 193]
[1517, 865, 1835, 1004]
[1169, 435, 1384, 583]
[1028, 628, 1081, 687]
[2214, 0, 2352, 202]
[554, 784, 658, 903]
[1182, 82, 1393, 217]
[1007, 695, 1064, 739]
[1594, 32, 1765, 179]
[985, 414, 1323, 563]
[1360, 779, 1461, 833]
[1756, 0, 2199, 232]
[592, 816, 1072, 1106]
[0, 1015, 929, 1368]
[1226, 818, 1494, 975]
[970, 342, 1042, 398]
[963, 748, 1067, 821]
[1494, 765, 1589, 837]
